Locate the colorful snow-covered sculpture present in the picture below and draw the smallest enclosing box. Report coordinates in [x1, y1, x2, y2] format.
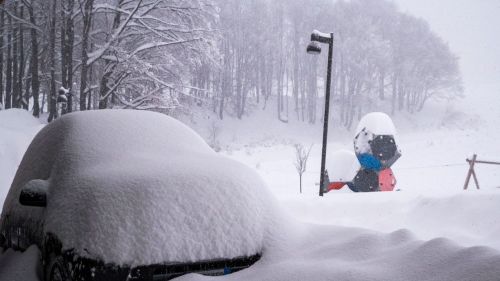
[323, 112, 401, 193]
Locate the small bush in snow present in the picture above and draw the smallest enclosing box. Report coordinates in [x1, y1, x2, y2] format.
[294, 144, 313, 194]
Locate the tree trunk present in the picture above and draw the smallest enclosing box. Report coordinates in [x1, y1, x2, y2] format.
[300, 62, 305, 122]
[5, 13, 12, 109]
[219, 39, 230, 120]
[60, 1, 67, 100]
[235, 54, 242, 119]
[299, 174, 302, 194]
[390, 75, 395, 115]
[48, 0, 58, 122]
[266, 49, 273, 107]
[307, 58, 318, 124]
[339, 58, 346, 125]
[80, 0, 93, 111]
[293, 22, 299, 121]
[28, 1, 40, 117]
[60, 0, 74, 113]
[98, 68, 113, 109]
[255, 56, 260, 104]
[19, 6, 27, 110]
[260, 53, 267, 108]
[0, 10, 4, 107]
[277, 62, 281, 119]
[87, 62, 93, 110]
[12, 3, 19, 108]
[379, 70, 385, 100]
[23, 77, 30, 110]
[99, 0, 122, 109]
[66, 0, 75, 112]
[397, 82, 404, 112]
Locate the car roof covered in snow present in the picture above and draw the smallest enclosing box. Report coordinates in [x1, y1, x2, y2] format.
[355, 112, 397, 135]
[2, 110, 276, 266]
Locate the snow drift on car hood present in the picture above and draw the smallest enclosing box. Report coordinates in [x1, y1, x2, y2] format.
[4, 110, 278, 266]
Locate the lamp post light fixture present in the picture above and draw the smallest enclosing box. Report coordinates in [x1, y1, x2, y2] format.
[306, 30, 334, 197]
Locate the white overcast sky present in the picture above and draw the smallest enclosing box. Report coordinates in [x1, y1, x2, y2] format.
[391, 0, 500, 91]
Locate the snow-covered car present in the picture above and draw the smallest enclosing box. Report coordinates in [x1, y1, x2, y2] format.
[0, 110, 274, 281]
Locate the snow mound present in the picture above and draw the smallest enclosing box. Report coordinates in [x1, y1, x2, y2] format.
[0, 109, 44, 206]
[355, 112, 397, 135]
[177, 225, 500, 281]
[0, 246, 41, 281]
[0, 109, 42, 130]
[327, 149, 360, 182]
[284, 192, 500, 250]
[3, 109, 278, 266]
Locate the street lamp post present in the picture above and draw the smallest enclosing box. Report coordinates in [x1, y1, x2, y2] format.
[307, 30, 334, 197]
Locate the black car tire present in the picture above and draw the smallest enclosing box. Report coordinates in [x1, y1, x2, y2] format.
[46, 254, 72, 281]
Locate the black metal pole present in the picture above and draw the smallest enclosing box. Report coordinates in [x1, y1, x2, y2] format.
[319, 33, 334, 197]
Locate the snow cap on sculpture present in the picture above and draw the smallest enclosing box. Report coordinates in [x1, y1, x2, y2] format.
[354, 112, 401, 171]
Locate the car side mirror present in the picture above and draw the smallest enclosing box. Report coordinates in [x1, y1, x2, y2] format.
[19, 179, 49, 207]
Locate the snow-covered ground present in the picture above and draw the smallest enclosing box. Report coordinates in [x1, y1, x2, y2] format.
[0, 109, 44, 207]
[178, 224, 500, 281]
[215, 90, 500, 251]
[1, 85, 500, 280]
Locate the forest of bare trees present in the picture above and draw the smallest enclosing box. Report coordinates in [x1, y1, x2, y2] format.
[208, 0, 463, 128]
[0, 0, 217, 119]
[0, 0, 462, 129]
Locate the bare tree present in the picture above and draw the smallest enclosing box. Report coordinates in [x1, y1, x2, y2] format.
[294, 143, 313, 194]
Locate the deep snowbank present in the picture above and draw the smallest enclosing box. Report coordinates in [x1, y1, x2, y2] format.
[0, 246, 40, 281]
[0, 109, 44, 206]
[283, 191, 500, 250]
[177, 223, 500, 281]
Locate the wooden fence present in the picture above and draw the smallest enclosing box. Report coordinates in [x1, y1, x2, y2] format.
[463, 154, 500, 190]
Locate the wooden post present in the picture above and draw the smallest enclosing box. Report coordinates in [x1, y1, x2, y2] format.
[463, 155, 500, 190]
[464, 154, 479, 190]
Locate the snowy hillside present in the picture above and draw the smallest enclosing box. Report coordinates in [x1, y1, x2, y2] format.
[1, 96, 500, 280]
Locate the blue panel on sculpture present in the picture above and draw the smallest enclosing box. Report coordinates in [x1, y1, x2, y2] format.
[357, 153, 382, 171]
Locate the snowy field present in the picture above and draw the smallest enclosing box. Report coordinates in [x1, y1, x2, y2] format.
[218, 89, 500, 253]
[1, 86, 500, 280]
